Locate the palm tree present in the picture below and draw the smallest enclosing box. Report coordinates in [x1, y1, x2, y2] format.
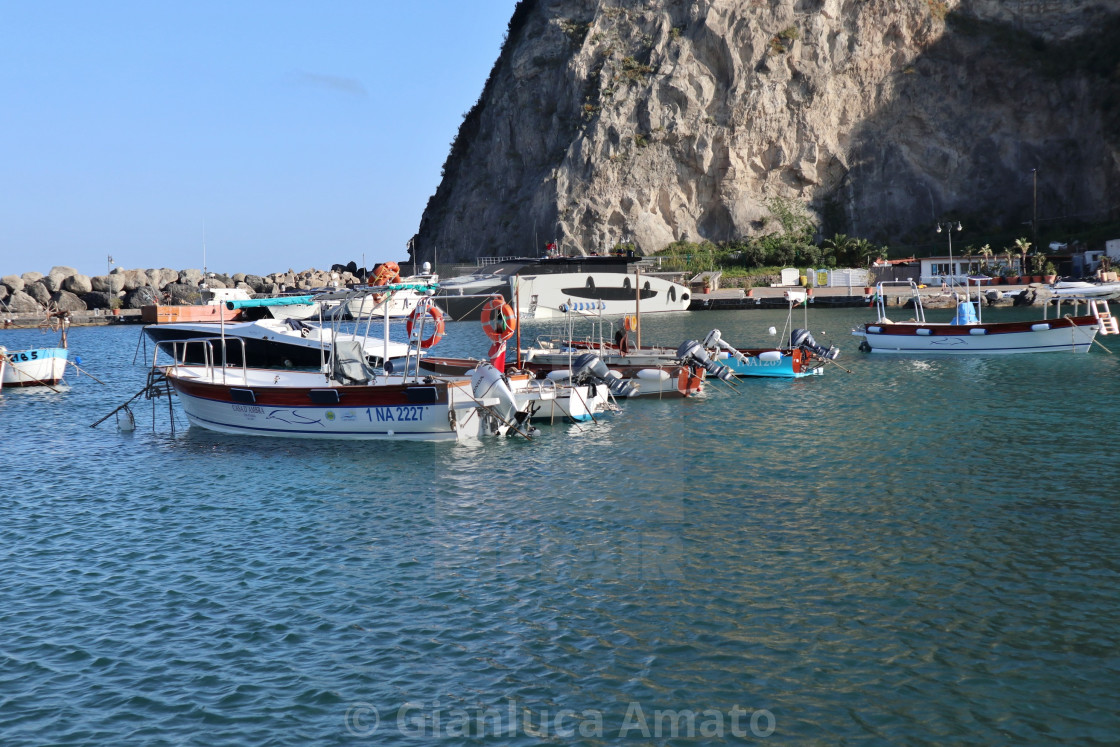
[1013, 237, 1032, 277]
[978, 244, 993, 274]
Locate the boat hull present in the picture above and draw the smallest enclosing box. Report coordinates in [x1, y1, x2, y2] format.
[714, 348, 822, 378]
[433, 267, 691, 321]
[858, 317, 1100, 354]
[2, 348, 68, 386]
[163, 367, 474, 441]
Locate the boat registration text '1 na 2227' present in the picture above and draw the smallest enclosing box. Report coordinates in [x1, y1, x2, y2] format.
[369, 406, 428, 422]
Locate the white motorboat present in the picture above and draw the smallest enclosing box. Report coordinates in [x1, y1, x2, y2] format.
[853, 280, 1116, 354]
[143, 316, 414, 370]
[1050, 281, 1120, 300]
[432, 254, 691, 321]
[344, 263, 438, 320]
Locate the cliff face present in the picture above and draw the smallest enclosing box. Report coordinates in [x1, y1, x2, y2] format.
[412, 0, 1120, 261]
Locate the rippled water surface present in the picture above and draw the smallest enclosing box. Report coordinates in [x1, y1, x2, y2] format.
[2, 309, 1120, 744]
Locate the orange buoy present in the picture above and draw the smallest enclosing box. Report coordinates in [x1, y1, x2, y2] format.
[481, 298, 517, 342]
[676, 367, 704, 396]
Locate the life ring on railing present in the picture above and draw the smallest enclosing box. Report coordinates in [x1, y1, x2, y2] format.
[369, 261, 402, 303]
[407, 304, 445, 349]
[481, 298, 517, 342]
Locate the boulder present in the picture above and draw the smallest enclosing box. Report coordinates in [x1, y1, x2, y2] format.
[243, 274, 266, 293]
[2, 274, 24, 293]
[122, 285, 159, 309]
[48, 265, 80, 279]
[24, 281, 51, 306]
[90, 274, 125, 294]
[62, 274, 93, 294]
[42, 266, 79, 293]
[203, 276, 228, 289]
[0, 284, 7, 302]
[114, 268, 147, 291]
[145, 268, 178, 289]
[79, 291, 112, 309]
[232, 273, 246, 283]
[163, 282, 202, 305]
[5, 290, 42, 312]
[21, 271, 43, 285]
[179, 268, 203, 286]
[50, 290, 87, 312]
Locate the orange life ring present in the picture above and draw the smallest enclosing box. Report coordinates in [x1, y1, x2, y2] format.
[481, 298, 517, 342]
[407, 304, 445, 349]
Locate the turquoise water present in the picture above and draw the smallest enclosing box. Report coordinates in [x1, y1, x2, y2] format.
[2, 308, 1119, 744]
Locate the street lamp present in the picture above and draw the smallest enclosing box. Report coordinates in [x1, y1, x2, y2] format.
[936, 221, 962, 286]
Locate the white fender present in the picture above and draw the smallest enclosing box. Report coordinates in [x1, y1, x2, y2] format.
[758, 351, 782, 362]
[636, 368, 670, 382]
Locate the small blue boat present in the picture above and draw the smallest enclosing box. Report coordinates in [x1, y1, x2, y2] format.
[705, 329, 838, 379]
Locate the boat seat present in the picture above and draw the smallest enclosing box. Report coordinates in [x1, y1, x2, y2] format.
[330, 340, 377, 385]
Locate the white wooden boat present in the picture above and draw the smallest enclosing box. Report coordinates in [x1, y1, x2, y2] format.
[1, 312, 71, 387]
[152, 289, 532, 441]
[2, 347, 68, 387]
[854, 280, 1115, 354]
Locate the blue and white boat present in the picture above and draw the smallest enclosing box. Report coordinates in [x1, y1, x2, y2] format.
[2, 346, 69, 387]
[705, 329, 837, 379]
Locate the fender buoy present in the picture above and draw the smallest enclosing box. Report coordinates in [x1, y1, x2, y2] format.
[369, 261, 402, 303]
[481, 298, 517, 342]
[407, 304, 445, 349]
[676, 367, 703, 396]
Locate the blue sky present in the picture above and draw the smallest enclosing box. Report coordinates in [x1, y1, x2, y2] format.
[0, 1, 519, 278]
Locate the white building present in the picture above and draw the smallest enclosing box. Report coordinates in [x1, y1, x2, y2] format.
[917, 255, 1016, 285]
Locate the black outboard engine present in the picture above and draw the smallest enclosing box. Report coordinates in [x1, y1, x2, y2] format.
[676, 340, 735, 382]
[790, 329, 840, 360]
[571, 352, 638, 398]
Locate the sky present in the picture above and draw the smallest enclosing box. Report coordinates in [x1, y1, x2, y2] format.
[0, 1, 519, 279]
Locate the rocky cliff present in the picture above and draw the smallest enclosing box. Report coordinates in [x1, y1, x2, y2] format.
[411, 0, 1120, 261]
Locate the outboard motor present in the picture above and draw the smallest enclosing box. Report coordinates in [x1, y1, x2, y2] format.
[571, 352, 638, 398]
[790, 329, 840, 360]
[471, 363, 519, 435]
[676, 340, 735, 382]
[702, 329, 748, 364]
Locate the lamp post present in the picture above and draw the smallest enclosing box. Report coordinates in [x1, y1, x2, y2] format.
[936, 221, 962, 286]
[1031, 168, 1038, 250]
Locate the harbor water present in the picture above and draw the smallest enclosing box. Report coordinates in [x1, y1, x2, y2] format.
[2, 306, 1119, 744]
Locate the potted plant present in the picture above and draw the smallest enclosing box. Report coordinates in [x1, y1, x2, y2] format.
[1043, 261, 1057, 284]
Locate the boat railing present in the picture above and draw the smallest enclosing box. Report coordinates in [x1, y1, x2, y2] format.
[873, 280, 925, 324]
[153, 337, 250, 387]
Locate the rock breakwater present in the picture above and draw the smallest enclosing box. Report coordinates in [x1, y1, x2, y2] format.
[0, 263, 374, 314]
